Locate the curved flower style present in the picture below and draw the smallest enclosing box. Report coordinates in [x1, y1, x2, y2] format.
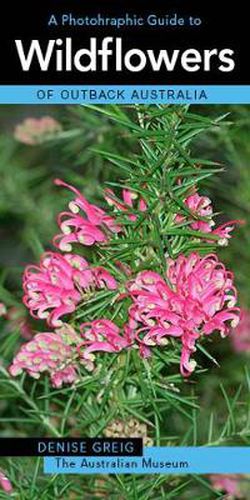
[209, 474, 243, 498]
[104, 188, 147, 221]
[212, 220, 244, 247]
[14, 116, 62, 145]
[175, 192, 214, 233]
[9, 331, 82, 388]
[79, 319, 131, 370]
[175, 191, 243, 246]
[22, 252, 117, 327]
[9, 320, 131, 385]
[54, 179, 121, 251]
[230, 308, 250, 353]
[127, 253, 240, 376]
[92, 267, 117, 290]
[0, 470, 12, 494]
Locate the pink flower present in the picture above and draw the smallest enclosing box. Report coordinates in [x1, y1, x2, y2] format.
[209, 474, 243, 498]
[104, 188, 147, 221]
[175, 191, 243, 246]
[14, 116, 62, 145]
[9, 320, 131, 385]
[175, 193, 214, 233]
[92, 267, 117, 290]
[230, 308, 250, 353]
[22, 252, 117, 327]
[0, 470, 12, 494]
[79, 319, 131, 370]
[127, 253, 240, 377]
[9, 329, 83, 388]
[212, 220, 245, 247]
[54, 179, 121, 251]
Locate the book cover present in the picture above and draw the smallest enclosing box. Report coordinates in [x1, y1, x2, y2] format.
[0, 1, 249, 498]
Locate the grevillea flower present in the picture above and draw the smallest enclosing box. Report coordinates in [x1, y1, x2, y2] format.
[175, 192, 214, 233]
[230, 308, 250, 353]
[127, 252, 240, 377]
[0, 470, 12, 494]
[9, 328, 83, 388]
[79, 319, 131, 370]
[53, 179, 121, 251]
[209, 474, 243, 498]
[105, 188, 147, 221]
[9, 319, 130, 387]
[212, 220, 244, 247]
[104, 417, 154, 446]
[9, 320, 130, 384]
[175, 191, 243, 246]
[14, 116, 62, 145]
[22, 252, 117, 327]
